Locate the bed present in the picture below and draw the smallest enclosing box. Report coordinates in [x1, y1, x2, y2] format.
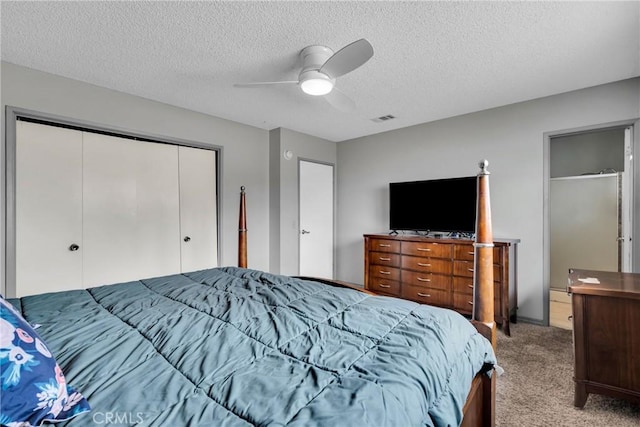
[1, 161, 498, 427]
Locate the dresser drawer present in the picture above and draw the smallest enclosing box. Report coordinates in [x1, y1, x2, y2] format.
[401, 256, 452, 274]
[452, 276, 475, 294]
[454, 244, 475, 261]
[369, 265, 401, 281]
[452, 292, 500, 315]
[453, 260, 502, 280]
[368, 278, 400, 296]
[368, 238, 400, 253]
[402, 271, 450, 290]
[453, 277, 501, 297]
[452, 292, 474, 313]
[369, 251, 400, 267]
[454, 244, 502, 262]
[401, 241, 452, 258]
[402, 285, 450, 306]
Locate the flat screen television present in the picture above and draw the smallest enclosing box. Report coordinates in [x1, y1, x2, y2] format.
[389, 176, 477, 233]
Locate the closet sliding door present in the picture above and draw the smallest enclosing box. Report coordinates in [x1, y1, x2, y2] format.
[82, 133, 181, 287]
[178, 146, 218, 272]
[14, 119, 218, 297]
[16, 121, 83, 296]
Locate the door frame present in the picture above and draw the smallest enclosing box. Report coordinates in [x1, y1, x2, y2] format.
[542, 118, 638, 326]
[297, 158, 336, 278]
[3, 106, 223, 297]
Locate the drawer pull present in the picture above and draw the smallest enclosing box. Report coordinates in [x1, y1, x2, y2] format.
[379, 257, 391, 261]
[467, 284, 474, 289]
[467, 251, 474, 255]
[417, 262, 431, 267]
[378, 284, 391, 288]
[417, 248, 431, 252]
[379, 270, 391, 275]
[379, 244, 391, 247]
[417, 292, 431, 297]
[467, 268, 474, 272]
[468, 300, 473, 305]
[417, 277, 431, 282]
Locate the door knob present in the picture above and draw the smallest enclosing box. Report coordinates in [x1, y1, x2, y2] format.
[184, 236, 191, 242]
[301, 230, 311, 234]
[69, 244, 80, 251]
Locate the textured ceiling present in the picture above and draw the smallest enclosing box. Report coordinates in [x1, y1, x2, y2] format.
[2, 1, 639, 142]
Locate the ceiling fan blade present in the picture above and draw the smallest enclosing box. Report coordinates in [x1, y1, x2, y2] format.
[319, 38, 373, 78]
[233, 81, 298, 88]
[324, 87, 356, 112]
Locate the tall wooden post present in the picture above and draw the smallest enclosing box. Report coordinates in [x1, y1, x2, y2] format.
[238, 186, 248, 268]
[472, 160, 497, 427]
[473, 160, 496, 348]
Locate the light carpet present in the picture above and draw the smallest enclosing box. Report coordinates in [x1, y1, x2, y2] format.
[495, 322, 639, 426]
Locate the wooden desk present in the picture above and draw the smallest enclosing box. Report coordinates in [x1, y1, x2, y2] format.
[568, 268, 640, 408]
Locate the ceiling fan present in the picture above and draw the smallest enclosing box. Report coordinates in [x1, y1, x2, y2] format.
[233, 38, 374, 112]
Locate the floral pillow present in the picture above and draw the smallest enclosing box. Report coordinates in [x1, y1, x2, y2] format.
[0, 296, 90, 426]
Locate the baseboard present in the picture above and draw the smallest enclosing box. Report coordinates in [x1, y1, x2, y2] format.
[514, 316, 546, 326]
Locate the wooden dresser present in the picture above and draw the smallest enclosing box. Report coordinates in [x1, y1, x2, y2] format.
[568, 268, 640, 407]
[364, 233, 519, 335]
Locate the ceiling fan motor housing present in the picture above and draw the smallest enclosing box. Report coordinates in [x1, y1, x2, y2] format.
[300, 45, 333, 72]
[299, 45, 335, 95]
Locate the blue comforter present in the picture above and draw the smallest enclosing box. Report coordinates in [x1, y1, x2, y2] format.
[9, 267, 496, 426]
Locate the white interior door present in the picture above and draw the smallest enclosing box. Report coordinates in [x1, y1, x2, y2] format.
[178, 146, 218, 272]
[16, 121, 83, 296]
[299, 160, 334, 278]
[82, 133, 181, 286]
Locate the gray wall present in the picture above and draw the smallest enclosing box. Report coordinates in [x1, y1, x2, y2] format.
[550, 128, 625, 178]
[336, 78, 640, 323]
[3, 60, 639, 324]
[1, 61, 270, 296]
[270, 128, 336, 276]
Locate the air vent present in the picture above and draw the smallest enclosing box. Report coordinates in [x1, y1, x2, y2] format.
[371, 114, 396, 123]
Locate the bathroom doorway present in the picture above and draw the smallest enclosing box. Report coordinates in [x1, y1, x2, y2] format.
[547, 126, 633, 329]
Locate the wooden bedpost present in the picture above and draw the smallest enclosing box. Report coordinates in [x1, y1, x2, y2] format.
[238, 186, 248, 268]
[470, 159, 496, 427]
[472, 159, 496, 348]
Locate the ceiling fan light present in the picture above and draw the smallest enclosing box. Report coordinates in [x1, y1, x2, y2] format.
[301, 78, 333, 96]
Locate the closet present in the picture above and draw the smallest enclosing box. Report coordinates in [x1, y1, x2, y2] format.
[16, 120, 218, 297]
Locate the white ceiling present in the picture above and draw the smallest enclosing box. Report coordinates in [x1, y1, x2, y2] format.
[2, 1, 639, 142]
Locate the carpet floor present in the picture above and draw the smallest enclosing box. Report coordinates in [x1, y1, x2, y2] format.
[495, 322, 639, 426]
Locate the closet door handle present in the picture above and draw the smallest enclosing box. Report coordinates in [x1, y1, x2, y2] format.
[69, 244, 79, 252]
[184, 236, 191, 242]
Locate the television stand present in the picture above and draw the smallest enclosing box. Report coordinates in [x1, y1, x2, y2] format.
[364, 233, 520, 335]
